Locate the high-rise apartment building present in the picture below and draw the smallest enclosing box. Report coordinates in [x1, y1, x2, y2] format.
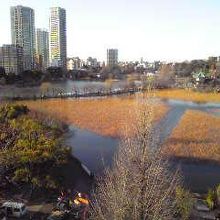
[10, 5, 35, 70]
[36, 29, 49, 71]
[49, 7, 67, 69]
[0, 44, 23, 75]
[107, 49, 118, 67]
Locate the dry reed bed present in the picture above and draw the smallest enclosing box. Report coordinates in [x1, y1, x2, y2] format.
[19, 96, 168, 138]
[154, 89, 220, 103]
[163, 110, 220, 161]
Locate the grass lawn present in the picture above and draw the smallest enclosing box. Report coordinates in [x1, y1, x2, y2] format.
[163, 110, 220, 162]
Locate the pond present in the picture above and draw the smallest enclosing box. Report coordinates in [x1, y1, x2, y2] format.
[65, 98, 220, 193]
[0, 79, 139, 98]
[65, 126, 119, 174]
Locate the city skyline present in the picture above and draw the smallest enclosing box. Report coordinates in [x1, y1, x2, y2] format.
[1, 0, 220, 62]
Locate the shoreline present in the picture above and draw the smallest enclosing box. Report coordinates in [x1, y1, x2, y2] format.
[2, 87, 220, 104]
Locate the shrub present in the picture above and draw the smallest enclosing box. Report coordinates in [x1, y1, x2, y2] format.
[175, 187, 194, 220]
[0, 104, 29, 122]
[216, 184, 220, 197]
[216, 184, 220, 207]
[206, 189, 216, 210]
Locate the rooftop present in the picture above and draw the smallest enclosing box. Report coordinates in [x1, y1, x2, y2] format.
[2, 202, 25, 209]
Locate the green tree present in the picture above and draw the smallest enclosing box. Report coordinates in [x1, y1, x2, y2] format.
[0, 105, 70, 194]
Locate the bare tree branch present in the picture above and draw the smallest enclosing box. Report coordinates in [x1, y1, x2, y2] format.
[91, 92, 180, 220]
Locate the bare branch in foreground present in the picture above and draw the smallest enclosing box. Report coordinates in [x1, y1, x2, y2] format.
[91, 96, 180, 220]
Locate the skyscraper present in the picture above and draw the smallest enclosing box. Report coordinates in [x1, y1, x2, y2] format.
[36, 29, 49, 71]
[10, 5, 35, 70]
[0, 44, 23, 75]
[107, 49, 118, 67]
[49, 7, 67, 69]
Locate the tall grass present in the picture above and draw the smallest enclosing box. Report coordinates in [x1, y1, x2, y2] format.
[163, 110, 220, 161]
[18, 96, 168, 138]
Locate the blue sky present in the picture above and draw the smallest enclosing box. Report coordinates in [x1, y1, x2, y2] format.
[1, 0, 220, 62]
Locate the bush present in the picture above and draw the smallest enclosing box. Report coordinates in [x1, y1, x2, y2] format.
[216, 184, 220, 207]
[0, 105, 29, 122]
[216, 184, 220, 198]
[206, 189, 216, 210]
[175, 187, 194, 220]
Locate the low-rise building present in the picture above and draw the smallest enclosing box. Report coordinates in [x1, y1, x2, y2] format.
[86, 57, 99, 68]
[67, 57, 83, 70]
[208, 56, 218, 63]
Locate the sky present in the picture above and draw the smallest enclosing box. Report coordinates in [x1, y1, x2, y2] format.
[1, 0, 220, 62]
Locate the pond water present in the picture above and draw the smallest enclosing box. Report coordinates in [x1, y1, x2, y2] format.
[65, 98, 220, 193]
[0, 80, 137, 98]
[178, 161, 220, 193]
[65, 125, 220, 193]
[2, 82, 220, 193]
[66, 126, 220, 193]
[166, 99, 220, 111]
[65, 126, 119, 174]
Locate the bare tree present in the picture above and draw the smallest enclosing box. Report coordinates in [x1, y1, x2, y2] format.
[157, 64, 175, 88]
[91, 95, 180, 220]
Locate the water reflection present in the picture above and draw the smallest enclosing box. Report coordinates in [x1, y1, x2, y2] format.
[0, 80, 137, 98]
[166, 99, 220, 109]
